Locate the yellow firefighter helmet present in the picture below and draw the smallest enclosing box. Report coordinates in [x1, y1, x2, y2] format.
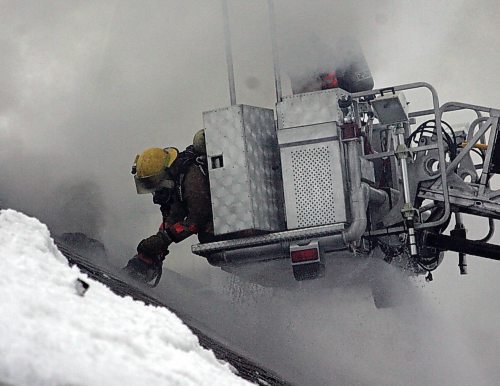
[193, 129, 206, 154]
[132, 147, 179, 194]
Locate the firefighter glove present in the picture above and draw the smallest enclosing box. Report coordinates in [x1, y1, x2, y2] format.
[137, 234, 170, 260]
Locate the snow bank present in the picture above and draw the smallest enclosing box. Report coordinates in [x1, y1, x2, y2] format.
[0, 209, 249, 386]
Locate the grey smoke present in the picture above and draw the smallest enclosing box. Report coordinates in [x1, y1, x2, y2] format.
[0, 148, 104, 237]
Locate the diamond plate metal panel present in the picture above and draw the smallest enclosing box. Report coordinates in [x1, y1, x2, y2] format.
[276, 88, 348, 130]
[203, 105, 284, 235]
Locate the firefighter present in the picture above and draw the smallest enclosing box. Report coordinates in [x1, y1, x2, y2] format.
[291, 69, 339, 94]
[289, 38, 374, 94]
[124, 129, 212, 283]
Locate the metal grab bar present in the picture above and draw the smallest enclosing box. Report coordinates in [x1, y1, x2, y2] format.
[353, 82, 450, 229]
[445, 117, 493, 175]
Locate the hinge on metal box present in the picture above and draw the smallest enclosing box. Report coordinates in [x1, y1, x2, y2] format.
[340, 123, 362, 141]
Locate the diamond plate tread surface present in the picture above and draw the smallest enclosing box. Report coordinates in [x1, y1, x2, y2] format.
[203, 105, 284, 235]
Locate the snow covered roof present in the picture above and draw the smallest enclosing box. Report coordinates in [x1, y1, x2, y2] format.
[0, 209, 250, 386]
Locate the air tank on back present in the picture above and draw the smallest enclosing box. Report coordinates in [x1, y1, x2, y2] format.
[334, 37, 374, 93]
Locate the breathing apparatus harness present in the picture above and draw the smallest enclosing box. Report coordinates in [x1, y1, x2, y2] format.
[174, 145, 208, 203]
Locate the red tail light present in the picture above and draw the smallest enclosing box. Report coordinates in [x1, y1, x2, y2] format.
[291, 248, 319, 263]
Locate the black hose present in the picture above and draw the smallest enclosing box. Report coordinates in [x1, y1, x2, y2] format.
[471, 147, 486, 162]
[407, 119, 457, 160]
[479, 218, 495, 243]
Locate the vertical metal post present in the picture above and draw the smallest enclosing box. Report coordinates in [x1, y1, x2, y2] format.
[222, 0, 236, 105]
[398, 132, 412, 204]
[267, 0, 282, 103]
[478, 116, 499, 195]
[395, 125, 417, 257]
[452, 213, 468, 275]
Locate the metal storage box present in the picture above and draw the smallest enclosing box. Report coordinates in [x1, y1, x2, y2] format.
[276, 88, 348, 130]
[276, 90, 348, 229]
[203, 104, 285, 235]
